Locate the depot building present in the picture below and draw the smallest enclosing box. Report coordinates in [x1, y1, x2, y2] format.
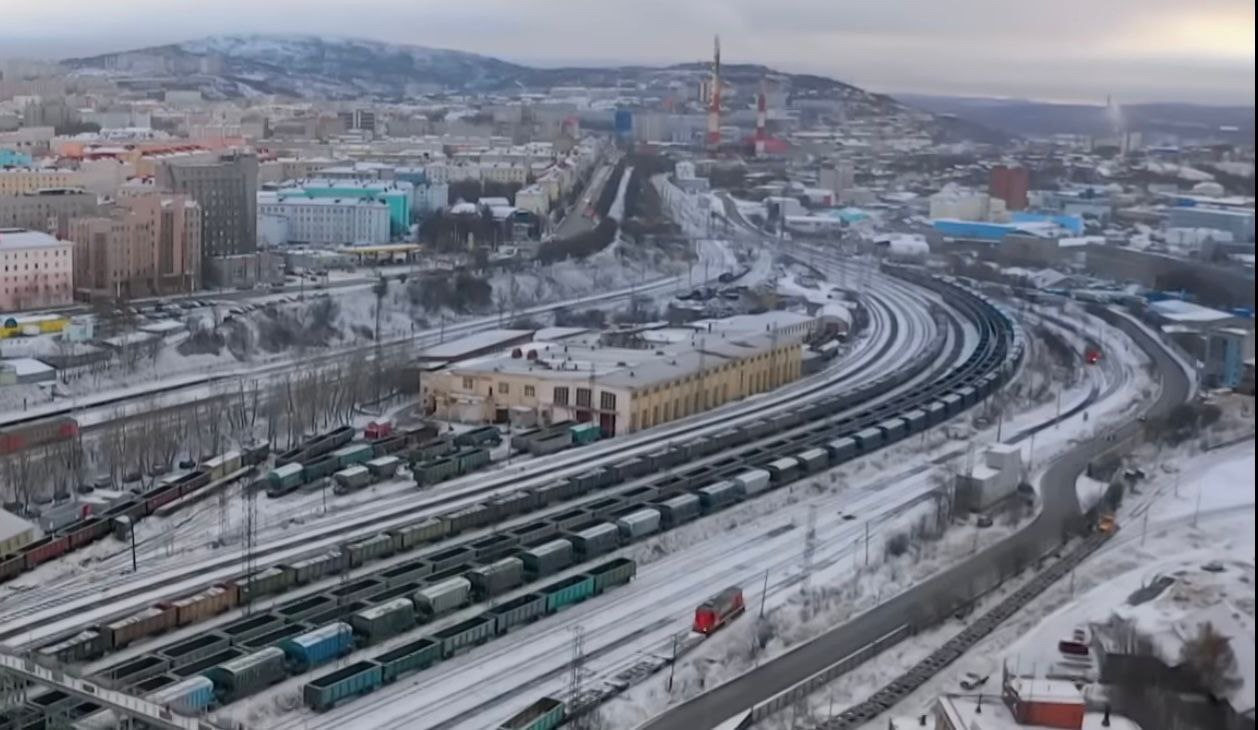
[425, 317, 810, 436]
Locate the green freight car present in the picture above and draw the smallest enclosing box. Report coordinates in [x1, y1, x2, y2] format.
[303, 661, 383, 712]
[415, 457, 457, 486]
[540, 574, 594, 613]
[453, 447, 490, 475]
[331, 443, 374, 468]
[266, 463, 305, 493]
[499, 697, 566, 730]
[569, 423, 601, 446]
[375, 637, 441, 683]
[586, 557, 636, 595]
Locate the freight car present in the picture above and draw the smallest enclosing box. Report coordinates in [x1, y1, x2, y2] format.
[146, 676, 215, 717]
[280, 623, 354, 673]
[204, 647, 288, 702]
[499, 697, 565, 730]
[0, 415, 78, 455]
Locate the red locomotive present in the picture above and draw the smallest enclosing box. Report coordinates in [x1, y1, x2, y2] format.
[693, 586, 746, 635]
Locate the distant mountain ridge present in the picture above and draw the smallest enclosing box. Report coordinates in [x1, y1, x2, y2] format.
[63, 33, 892, 110]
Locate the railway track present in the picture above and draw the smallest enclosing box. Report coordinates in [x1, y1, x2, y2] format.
[6, 262, 1018, 730]
[0, 261, 928, 642]
[258, 266, 1019, 730]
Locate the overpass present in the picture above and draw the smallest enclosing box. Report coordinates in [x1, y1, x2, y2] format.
[0, 651, 226, 730]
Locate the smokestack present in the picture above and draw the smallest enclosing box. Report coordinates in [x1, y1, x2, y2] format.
[754, 80, 768, 157]
[707, 35, 721, 150]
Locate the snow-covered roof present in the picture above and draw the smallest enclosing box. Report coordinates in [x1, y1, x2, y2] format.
[0, 228, 67, 250]
[1, 358, 53, 377]
[0, 508, 33, 542]
[1149, 299, 1235, 323]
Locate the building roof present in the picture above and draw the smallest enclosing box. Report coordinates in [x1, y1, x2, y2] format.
[1149, 299, 1235, 324]
[0, 228, 67, 250]
[1, 358, 54, 377]
[925, 695, 1139, 730]
[421, 329, 533, 361]
[0, 508, 34, 542]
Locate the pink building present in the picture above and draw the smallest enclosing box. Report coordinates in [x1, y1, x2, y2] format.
[0, 228, 74, 312]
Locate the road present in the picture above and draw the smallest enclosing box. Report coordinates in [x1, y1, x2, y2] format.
[554, 160, 616, 240]
[641, 309, 1190, 730]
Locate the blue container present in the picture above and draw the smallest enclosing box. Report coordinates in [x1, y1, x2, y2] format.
[147, 676, 215, 716]
[279, 622, 353, 672]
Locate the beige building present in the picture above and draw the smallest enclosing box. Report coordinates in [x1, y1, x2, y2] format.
[0, 508, 35, 556]
[0, 168, 82, 196]
[514, 184, 550, 216]
[429, 330, 804, 436]
[0, 188, 98, 235]
[68, 194, 202, 299]
[0, 228, 74, 311]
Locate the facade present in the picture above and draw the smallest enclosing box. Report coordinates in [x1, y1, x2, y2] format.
[68, 195, 202, 299]
[256, 194, 390, 245]
[514, 185, 550, 216]
[284, 179, 412, 236]
[0, 188, 98, 234]
[337, 109, 377, 134]
[0, 168, 82, 195]
[1167, 206, 1255, 243]
[0, 149, 32, 167]
[819, 160, 856, 200]
[157, 152, 258, 258]
[428, 330, 803, 437]
[989, 165, 1030, 211]
[481, 162, 529, 185]
[0, 228, 74, 311]
[929, 186, 1008, 222]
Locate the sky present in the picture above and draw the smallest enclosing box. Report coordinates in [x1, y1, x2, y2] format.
[1, 0, 1254, 105]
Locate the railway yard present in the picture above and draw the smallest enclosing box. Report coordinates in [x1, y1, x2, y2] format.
[0, 240, 1191, 730]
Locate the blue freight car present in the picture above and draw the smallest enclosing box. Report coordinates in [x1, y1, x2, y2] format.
[279, 623, 353, 673]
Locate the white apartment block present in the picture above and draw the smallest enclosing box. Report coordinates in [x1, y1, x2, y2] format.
[257, 195, 390, 245]
[514, 185, 550, 216]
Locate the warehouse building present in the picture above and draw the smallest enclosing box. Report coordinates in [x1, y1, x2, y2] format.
[426, 329, 804, 436]
[0, 508, 35, 555]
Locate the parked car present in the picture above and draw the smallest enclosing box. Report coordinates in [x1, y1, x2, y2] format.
[960, 672, 989, 690]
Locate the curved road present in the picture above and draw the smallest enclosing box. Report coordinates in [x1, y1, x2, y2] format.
[641, 308, 1191, 730]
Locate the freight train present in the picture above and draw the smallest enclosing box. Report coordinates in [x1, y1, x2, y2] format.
[64, 558, 636, 721]
[0, 444, 268, 586]
[32, 272, 1022, 720]
[266, 425, 437, 497]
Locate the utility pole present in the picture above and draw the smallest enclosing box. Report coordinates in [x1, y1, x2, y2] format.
[568, 625, 586, 721]
[864, 520, 870, 568]
[241, 476, 258, 615]
[129, 518, 138, 573]
[759, 569, 769, 618]
[667, 632, 679, 692]
[1142, 510, 1149, 546]
[801, 505, 817, 608]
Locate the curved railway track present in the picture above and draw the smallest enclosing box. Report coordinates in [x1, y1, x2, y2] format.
[0, 262, 931, 643]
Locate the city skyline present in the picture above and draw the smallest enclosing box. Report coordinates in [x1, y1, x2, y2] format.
[0, 0, 1254, 105]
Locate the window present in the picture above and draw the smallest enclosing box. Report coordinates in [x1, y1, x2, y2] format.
[576, 388, 592, 408]
[462, 376, 474, 390]
[554, 386, 570, 406]
[600, 392, 616, 411]
[524, 385, 535, 398]
[497, 382, 509, 395]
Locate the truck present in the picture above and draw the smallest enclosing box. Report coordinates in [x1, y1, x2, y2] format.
[693, 586, 745, 635]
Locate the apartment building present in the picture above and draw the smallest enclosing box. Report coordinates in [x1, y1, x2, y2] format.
[256, 193, 390, 245]
[157, 152, 257, 257]
[0, 228, 74, 311]
[0, 168, 82, 195]
[68, 194, 202, 299]
[0, 188, 98, 235]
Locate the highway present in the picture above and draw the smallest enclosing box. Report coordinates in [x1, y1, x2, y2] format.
[638, 302, 1190, 730]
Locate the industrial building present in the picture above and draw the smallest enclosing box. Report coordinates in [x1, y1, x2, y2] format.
[989, 164, 1030, 211]
[0, 508, 35, 555]
[1167, 205, 1255, 243]
[425, 322, 805, 437]
[957, 443, 1023, 511]
[1147, 299, 1254, 389]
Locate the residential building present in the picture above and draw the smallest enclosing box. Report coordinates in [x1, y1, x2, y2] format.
[0, 188, 98, 235]
[256, 193, 390, 245]
[929, 185, 1008, 222]
[283, 179, 412, 235]
[427, 327, 804, 436]
[514, 185, 550, 216]
[0, 126, 55, 156]
[156, 151, 258, 258]
[338, 109, 377, 134]
[819, 159, 856, 200]
[0, 228, 74, 310]
[1167, 205, 1255, 243]
[68, 194, 201, 299]
[0, 168, 82, 195]
[0, 148, 32, 167]
[989, 164, 1030, 210]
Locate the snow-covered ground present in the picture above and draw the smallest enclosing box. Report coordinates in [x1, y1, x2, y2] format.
[849, 440, 1256, 730]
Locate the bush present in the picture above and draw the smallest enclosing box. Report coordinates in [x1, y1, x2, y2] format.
[537, 218, 618, 264]
[1144, 401, 1224, 445]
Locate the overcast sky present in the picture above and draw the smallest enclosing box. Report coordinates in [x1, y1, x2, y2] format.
[2, 0, 1254, 104]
